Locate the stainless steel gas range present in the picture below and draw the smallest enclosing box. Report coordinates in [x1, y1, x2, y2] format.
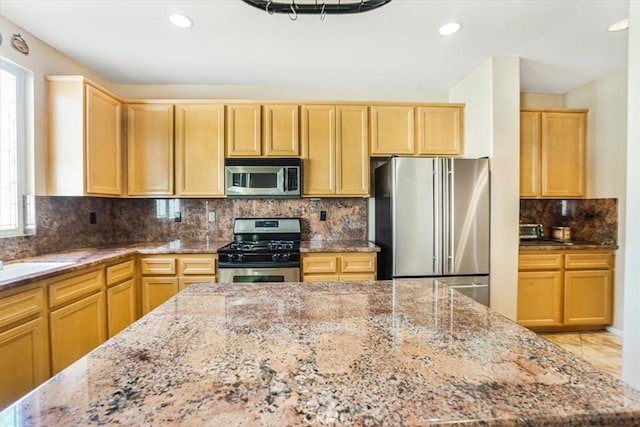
[217, 218, 301, 283]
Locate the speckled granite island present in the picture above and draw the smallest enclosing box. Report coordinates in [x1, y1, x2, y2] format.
[2, 279, 640, 426]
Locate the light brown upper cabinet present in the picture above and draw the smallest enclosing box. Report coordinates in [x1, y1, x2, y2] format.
[263, 104, 300, 156]
[226, 104, 262, 156]
[370, 104, 464, 156]
[415, 106, 464, 155]
[370, 105, 414, 155]
[127, 103, 225, 197]
[301, 105, 369, 196]
[175, 104, 225, 197]
[47, 76, 123, 196]
[127, 104, 175, 196]
[227, 104, 299, 157]
[520, 109, 587, 198]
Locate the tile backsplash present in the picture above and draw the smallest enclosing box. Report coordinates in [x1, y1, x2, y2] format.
[1, 196, 368, 261]
[520, 198, 618, 244]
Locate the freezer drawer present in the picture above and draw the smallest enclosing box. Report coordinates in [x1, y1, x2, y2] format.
[436, 276, 489, 307]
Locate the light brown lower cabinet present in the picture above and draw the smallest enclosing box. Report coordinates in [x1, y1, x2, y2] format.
[106, 279, 137, 337]
[139, 255, 217, 315]
[106, 258, 137, 338]
[49, 291, 107, 374]
[0, 303, 49, 410]
[302, 252, 377, 282]
[517, 250, 614, 330]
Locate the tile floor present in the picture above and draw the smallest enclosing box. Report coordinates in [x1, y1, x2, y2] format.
[540, 331, 622, 377]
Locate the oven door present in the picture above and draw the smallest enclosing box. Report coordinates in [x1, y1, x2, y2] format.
[218, 267, 300, 283]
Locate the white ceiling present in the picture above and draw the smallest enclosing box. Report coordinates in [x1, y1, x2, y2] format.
[0, 0, 630, 93]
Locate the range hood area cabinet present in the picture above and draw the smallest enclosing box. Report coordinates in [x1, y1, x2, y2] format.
[520, 109, 587, 198]
[300, 105, 369, 197]
[369, 104, 464, 157]
[126, 103, 225, 197]
[226, 104, 300, 157]
[47, 76, 123, 196]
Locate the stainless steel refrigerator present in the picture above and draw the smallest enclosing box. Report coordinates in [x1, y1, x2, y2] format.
[375, 157, 490, 305]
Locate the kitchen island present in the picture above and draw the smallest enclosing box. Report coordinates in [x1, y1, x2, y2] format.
[2, 279, 640, 426]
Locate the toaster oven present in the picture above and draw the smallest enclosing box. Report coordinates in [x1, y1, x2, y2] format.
[519, 223, 543, 240]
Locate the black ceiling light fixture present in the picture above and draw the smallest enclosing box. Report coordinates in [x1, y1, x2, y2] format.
[241, 0, 392, 20]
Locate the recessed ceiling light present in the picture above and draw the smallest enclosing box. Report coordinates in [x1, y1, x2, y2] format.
[169, 13, 193, 29]
[607, 18, 628, 32]
[438, 22, 461, 36]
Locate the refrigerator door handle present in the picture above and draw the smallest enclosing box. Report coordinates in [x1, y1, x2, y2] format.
[432, 163, 439, 272]
[445, 159, 455, 274]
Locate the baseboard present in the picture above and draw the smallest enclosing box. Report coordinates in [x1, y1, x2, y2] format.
[606, 326, 623, 336]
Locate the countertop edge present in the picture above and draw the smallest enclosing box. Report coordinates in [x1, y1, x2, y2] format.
[1, 240, 379, 291]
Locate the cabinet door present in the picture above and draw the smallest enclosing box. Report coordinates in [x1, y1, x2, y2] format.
[520, 111, 542, 197]
[517, 271, 563, 327]
[263, 104, 299, 156]
[564, 270, 612, 326]
[415, 106, 463, 155]
[127, 104, 174, 196]
[50, 292, 107, 374]
[107, 279, 137, 338]
[85, 85, 122, 196]
[227, 104, 261, 156]
[541, 112, 586, 197]
[369, 106, 414, 155]
[0, 317, 50, 409]
[302, 254, 338, 274]
[340, 253, 376, 275]
[336, 106, 369, 196]
[175, 104, 225, 197]
[301, 105, 336, 195]
[141, 277, 179, 315]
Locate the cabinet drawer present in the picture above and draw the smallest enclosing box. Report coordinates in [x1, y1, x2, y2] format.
[140, 257, 176, 275]
[0, 287, 44, 329]
[302, 274, 340, 283]
[106, 259, 135, 286]
[565, 252, 613, 270]
[340, 253, 376, 273]
[340, 273, 376, 282]
[302, 255, 338, 274]
[49, 269, 103, 308]
[518, 253, 563, 271]
[178, 256, 217, 275]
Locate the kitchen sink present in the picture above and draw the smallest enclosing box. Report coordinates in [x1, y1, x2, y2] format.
[0, 261, 75, 282]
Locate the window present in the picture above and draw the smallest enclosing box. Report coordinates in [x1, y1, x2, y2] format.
[0, 58, 34, 237]
[155, 199, 182, 221]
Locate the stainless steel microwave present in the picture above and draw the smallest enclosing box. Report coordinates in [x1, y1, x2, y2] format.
[225, 158, 301, 198]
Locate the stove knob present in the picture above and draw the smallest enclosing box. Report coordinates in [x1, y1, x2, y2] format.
[235, 253, 245, 263]
[281, 253, 290, 262]
[272, 254, 279, 262]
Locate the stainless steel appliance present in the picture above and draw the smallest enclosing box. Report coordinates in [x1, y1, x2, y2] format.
[520, 223, 544, 240]
[375, 157, 490, 305]
[225, 158, 301, 198]
[217, 218, 301, 283]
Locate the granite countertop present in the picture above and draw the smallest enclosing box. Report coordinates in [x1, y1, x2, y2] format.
[300, 240, 380, 253]
[0, 240, 378, 291]
[2, 279, 640, 426]
[0, 240, 231, 291]
[519, 239, 618, 251]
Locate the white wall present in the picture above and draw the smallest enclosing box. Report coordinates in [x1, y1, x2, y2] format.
[449, 59, 493, 158]
[0, 16, 113, 195]
[449, 57, 521, 320]
[622, 0, 640, 389]
[114, 84, 449, 103]
[564, 71, 628, 330]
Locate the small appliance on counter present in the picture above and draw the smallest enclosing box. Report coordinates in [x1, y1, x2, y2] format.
[519, 223, 544, 240]
[551, 226, 572, 242]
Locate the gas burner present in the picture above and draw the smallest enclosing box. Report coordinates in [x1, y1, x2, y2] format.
[230, 242, 258, 251]
[267, 240, 295, 250]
